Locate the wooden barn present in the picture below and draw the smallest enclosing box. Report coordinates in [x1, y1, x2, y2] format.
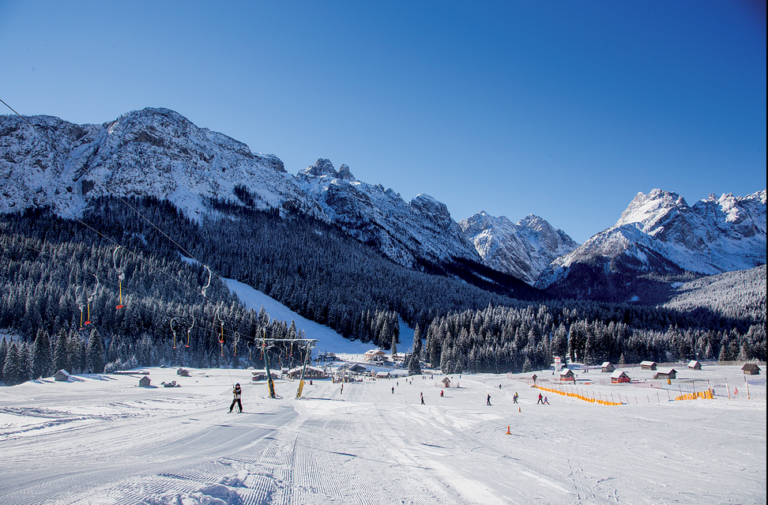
[176, 368, 190, 377]
[654, 368, 677, 380]
[139, 376, 151, 387]
[610, 370, 630, 383]
[601, 362, 615, 373]
[688, 360, 702, 370]
[742, 363, 761, 375]
[54, 370, 71, 382]
[640, 361, 657, 370]
[559, 369, 575, 382]
[441, 377, 452, 387]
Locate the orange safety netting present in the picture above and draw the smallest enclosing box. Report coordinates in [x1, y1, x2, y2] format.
[533, 385, 622, 406]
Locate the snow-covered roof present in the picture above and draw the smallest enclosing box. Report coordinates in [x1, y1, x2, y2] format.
[365, 349, 385, 355]
[610, 370, 628, 378]
[656, 368, 676, 374]
[640, 361, 656, 366]
[601, 362, 613, 367]
[559, 369, 574, 376]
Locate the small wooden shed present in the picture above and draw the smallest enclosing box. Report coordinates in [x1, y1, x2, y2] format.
[441, 376, 452, 387]
[559, 369, 575, 382]
[601, 362, 615, 373]
[610, 370, 630, 383]
[54, 369, 71, 382]
[640, 361, 657, 370]
[742, 363, 761, 375]
[139, 376, 151, 387]
[688, 360, 702, 370]
[654, 368, 677, 380]
[176, 368, 190, 377]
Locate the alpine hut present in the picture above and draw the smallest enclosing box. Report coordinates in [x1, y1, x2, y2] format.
[559, 369, 576, 382]
[610, 370, 630, 383]
[640, 361, 657, 370]
[742, 363, 761, 375]
[139, 376, 152, 387]
[688, 360, 702, 370]
[653, 368, 677, 380]
[601, 362, 615, 373]
[54, 370, 71, 382]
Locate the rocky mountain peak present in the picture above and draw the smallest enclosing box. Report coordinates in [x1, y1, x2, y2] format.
[301, 158, 338, 178]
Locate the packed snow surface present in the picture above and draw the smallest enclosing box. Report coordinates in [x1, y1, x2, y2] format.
[0, 365, 764, 504]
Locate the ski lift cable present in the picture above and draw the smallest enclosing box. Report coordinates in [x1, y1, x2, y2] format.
[2, 99, 302, 350]
[0, 126, 280, 328]
[0, 243, 243, 341]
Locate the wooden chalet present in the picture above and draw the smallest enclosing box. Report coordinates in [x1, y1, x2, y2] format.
[610, 370, 630, 383]
[742, 363, 761, 375]
[688, 360, 702, 370]
[640, 361, 657, 370]
[54, 370, 71, 382]
[653, 368, 677, 380]
[559, 369, 575, 382]
[601, 362, 615, 373]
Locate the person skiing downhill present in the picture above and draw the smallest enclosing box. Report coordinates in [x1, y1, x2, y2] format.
[420, 392, 424, 405]
[487, 394, 492, 406]
[229, 383, 242, 413]
[392, 386, 395, 394]
[440, 390, 444, 397]
[537, 393, 543, 404]
[513, 392, 518, 404]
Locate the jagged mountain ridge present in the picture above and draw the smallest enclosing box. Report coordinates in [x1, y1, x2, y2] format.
[459, 212, 578, 285]
[1, 108, 568, 286]
[536, 189, 767, 302]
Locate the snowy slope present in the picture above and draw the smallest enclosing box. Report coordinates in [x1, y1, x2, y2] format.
[0, 365, 764, 504]
[537, 189, 767, 293]
[460, 212, 578, 285]
[663, 265, 766, 320]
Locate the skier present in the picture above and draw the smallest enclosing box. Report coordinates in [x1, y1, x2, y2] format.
[537, 393, 543, 404]
[341, 383, 343, 395]
[420, 392, 424, 405]
[440, 390, 444, 397]
[543, 396, 550, 404]
[513, 392, 518, 404]
[229, 383, 242, 413]
[392, 386, 395, 394]
[486, 394, 491, 406]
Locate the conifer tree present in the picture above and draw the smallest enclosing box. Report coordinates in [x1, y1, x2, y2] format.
[3, 342, 20, 385]
[409, 326, 422, 375]
[86, 328, 106, 373]
[32, 329, 53, 379]
[54, 330, 69, 372]
[0, 337, 7, 382]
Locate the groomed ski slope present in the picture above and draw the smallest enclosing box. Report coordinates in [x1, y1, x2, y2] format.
[0, 366, 764, 504]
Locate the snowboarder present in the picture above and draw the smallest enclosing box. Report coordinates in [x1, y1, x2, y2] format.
[420, 392, 424, 405]
[486, 394, 491, 406]
[513, 393, 518, 404]
[229, 383, 242, 413]
[537, 393, 543, 404]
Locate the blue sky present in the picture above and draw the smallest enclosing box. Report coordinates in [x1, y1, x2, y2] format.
[1, 1, 765, 242]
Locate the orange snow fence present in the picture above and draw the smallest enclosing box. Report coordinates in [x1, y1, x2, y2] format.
[533, 385, 622, 406]
[674, 389, 714, 401]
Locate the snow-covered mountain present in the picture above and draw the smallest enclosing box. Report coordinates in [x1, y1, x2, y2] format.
[459, 212, 578, 285]
[0, 109, 479, 270]
[295, 159, 479, 267]
[536, 189, 767, 300]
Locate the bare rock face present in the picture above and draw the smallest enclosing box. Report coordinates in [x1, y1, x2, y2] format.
[459, 212, 578, 285]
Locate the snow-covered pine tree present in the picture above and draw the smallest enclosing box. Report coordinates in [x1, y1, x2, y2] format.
[409, 326, 422, 375]
[32, 329, 54, 379]
[53, 330, 68, 372]
[3, 341, 20, 385]
[0, 337, 7, 382]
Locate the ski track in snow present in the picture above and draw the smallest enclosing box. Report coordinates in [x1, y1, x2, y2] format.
[0, 366, 765, 504]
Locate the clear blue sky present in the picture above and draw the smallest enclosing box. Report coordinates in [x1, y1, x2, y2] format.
[1, 1, 765, 242]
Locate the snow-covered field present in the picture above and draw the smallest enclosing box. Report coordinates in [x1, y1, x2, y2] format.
[0, 365, 764, 504]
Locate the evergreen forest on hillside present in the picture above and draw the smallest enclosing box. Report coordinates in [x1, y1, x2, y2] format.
[0, 198, 765, 385]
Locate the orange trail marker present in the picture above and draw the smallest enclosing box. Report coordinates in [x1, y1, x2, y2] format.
[505, 425, 511, 435]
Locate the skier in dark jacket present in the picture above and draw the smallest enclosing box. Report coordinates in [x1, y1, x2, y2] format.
[229, 383, 243, 413]
[420, 392, 424, 405]
[486, 394, 491, 406]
